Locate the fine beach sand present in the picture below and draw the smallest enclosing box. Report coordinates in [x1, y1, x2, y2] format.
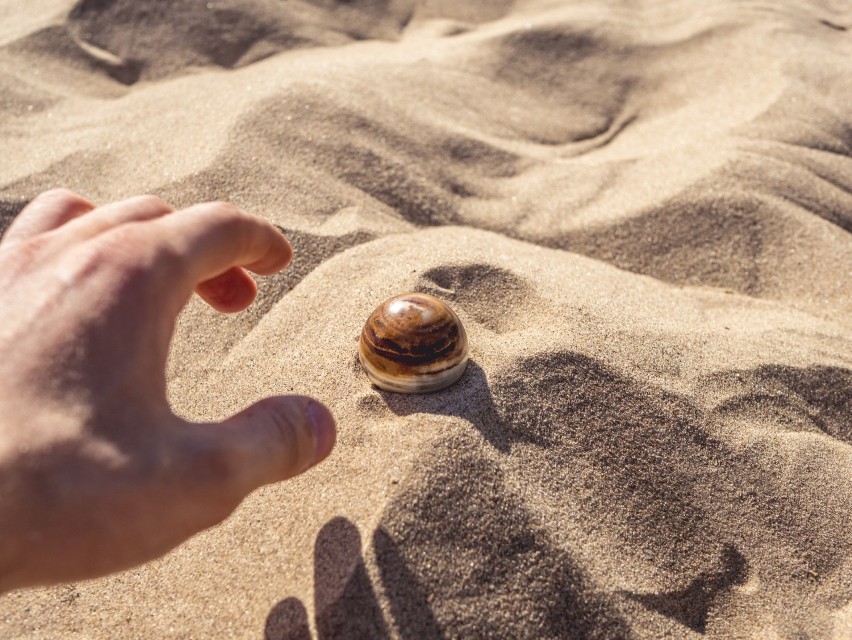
[1, 0, 851, 637]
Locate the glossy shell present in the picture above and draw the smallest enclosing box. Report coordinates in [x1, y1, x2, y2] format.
[359, 292, 469, 393]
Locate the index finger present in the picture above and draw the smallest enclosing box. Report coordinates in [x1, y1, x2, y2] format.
[2, 189, 95, 248]
[153, 202, 292, 285]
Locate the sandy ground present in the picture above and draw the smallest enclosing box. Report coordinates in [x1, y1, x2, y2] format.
[0, 0, 851, 638]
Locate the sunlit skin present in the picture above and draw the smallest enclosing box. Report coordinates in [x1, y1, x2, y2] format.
[0, 190, 336, 593]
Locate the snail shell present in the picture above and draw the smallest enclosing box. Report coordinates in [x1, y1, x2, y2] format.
[359, 292, 469, 393]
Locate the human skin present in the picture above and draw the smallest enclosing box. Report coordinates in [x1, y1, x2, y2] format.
[0, 190, 336, 592]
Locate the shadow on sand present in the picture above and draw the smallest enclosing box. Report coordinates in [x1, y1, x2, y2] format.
[264, 517, 443, 640]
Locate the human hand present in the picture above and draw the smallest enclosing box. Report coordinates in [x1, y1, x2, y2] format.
[0, 190, 336, 592]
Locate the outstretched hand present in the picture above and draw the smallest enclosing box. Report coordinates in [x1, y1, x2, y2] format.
[0, 190, 336, 592]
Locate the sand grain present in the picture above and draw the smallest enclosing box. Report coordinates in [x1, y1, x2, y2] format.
[0, 0, 850, 638]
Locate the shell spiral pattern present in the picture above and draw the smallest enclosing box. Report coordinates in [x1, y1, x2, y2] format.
[359, 293, 469, 393]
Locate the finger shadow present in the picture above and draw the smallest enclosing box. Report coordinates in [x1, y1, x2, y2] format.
[376, 360, 536, 453]
[265, 598, 311, 640]
[314, 517, 390, 640]
[372, 434, 635, 639]
[264, 517, 391, 640]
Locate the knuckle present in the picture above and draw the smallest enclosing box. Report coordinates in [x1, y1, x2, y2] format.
[34, 188, 93, 214]
[90, 226, 144, 262]
[194, 201, 253, 249]
[203, 203, 251, 236]
[64, 245, 118, 284]
[73, 227, 158, 286]
[0, 235, 52, 277]
[37, 188, 86, 205]
[133, 194, 171, 211]
[10, 235, 50, 260]
[196, 201, 245, 223]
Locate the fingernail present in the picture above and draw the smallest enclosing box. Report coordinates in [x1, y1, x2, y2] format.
[306, 401, 336, 463]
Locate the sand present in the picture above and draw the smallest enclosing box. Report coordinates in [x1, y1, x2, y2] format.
[1, 0, 851, 637]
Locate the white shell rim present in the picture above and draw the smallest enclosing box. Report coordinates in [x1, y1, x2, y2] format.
[359, 353, 469, 394]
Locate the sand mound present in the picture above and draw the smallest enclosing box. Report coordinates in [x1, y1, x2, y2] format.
[4, 0, 416, 85]
[0, 0, 850, 638]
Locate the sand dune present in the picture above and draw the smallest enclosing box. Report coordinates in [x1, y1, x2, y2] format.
[1, 0, 851, 637]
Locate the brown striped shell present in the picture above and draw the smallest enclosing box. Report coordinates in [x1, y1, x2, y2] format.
[359, 292, 469, 393]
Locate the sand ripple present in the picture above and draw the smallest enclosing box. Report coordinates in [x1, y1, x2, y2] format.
[0, 1, 850, 637]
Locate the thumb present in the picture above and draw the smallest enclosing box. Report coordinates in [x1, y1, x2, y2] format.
[187, 396, 336, 497]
